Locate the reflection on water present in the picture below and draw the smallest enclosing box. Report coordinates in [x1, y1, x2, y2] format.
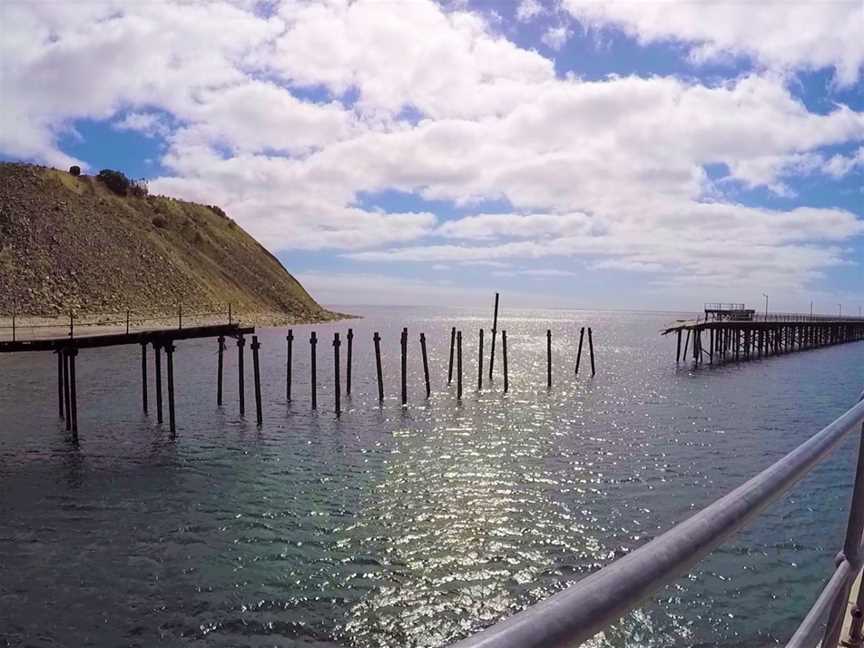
[0, 306, 861, 647]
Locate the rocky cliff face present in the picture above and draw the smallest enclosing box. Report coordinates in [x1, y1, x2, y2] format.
[0, 163, 337, 322]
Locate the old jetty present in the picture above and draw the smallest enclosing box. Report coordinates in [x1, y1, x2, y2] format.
[663, 303, 864, 365]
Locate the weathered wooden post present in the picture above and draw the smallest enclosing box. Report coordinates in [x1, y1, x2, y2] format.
[478, 328, 484, 391]
[216, 336, 224, 406]
[154, 341, 164, 424]
[165, 342, 176, 436]
[489, 292, 499, 380]
[374, 332, 383, 404]
[683, 329, 690, 360]
[140, 342, 148, 414]
[251, 335, 262, 426]
[62, 348, 71, 432]
[237, 336, 245, 417]
[588, 327, 596, 376]
[448, 326, 456, 384]
[676, 329, 682, 363]
[346, 328, 353, 397]
[401, 328, 407, 407]
[56, 350, 64, 419]
[68, 347, 78, 442]
[333, 332, 341, 417]
[420, 332, 430, 398]
[546, 329, 552, 388]
[310, 332, 317, 410]
[575, 327, 585, 375]
[457, 330, 463, 400]
[502, 330, 509, 393]
[286, 330, 293, 402]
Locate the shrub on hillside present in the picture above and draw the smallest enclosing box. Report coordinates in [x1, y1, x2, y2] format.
[68, 165, 81, 176]
[208, 204, 227, 218]
[97, 169, 132, 196]
[130, 178, 149, 198]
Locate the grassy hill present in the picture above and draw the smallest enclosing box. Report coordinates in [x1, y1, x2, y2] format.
[0, 162, 339, 323]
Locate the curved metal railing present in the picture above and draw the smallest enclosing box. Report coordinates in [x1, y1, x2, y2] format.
[452, 391, 864, 648]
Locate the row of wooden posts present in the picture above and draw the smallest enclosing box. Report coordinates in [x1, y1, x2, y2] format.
[202, 325, 598, 424]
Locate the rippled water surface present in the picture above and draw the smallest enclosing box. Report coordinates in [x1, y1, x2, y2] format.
[1, 307, 862, 647]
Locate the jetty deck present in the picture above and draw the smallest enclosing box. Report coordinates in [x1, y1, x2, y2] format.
[662, 308, 864, 365]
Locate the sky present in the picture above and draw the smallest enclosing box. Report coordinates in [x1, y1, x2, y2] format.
[2, 0, 863, 312]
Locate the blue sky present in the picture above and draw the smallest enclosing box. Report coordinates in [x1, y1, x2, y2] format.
[2, 0, 863, 311]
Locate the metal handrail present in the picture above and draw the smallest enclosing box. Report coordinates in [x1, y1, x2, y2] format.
[452, 393, 864, 648]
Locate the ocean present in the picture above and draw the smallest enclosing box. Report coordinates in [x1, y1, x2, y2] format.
[1, 306, 861, 647]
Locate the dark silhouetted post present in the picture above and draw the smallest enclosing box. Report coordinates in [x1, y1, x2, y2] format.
[489, 292, 499, 380]
[457, 330, 463, 400]
[252, 336, 262, 426]
[286, 330, 293, 402]
[588, 327, 596, 376]
[575, 327, 585, 375]
[63, 348, 71, 432]
[217, 336, 224, 406]
[57, 350, 64, 419]
[237, 336, 245, 417]
[676, 329, 682, 363]
[420, 333, 430, 398]
[502, 330, 509, 393]
[154, 341, 164, 424]
[68, 347, 78, 442]
[547, 329, 552, 389]
[140, 342, 148, 414]
[374, 332, 383, 404]
[448, 326, 456, 384]
[346, 328, 353, 397]
[310, 332, 318, 410]
[478, 328, 484, 391]
[166, 342, 176, 436]
[401, 328, 407, 407]
[333, 332, 341, 417]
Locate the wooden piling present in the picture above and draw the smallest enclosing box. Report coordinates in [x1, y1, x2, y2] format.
[683, 329, 690, 360]
[217, 336, 224, 406]
[68, 347, 78, 442]
[166, 342, 176, 436]
[346, 328, 353, 397]
[489, 292, 499, 380]
[333, 332, 341, 417]
[62, 348, 71, 432]
[57, 350, 64, 419]
[575, 327, 585, 375]
[502, 330, 509, 393]
[252, 335, 262, 426]
[676, 329, 682, 363]
[588, 327, 596, 376]
[457, 330, 463, 400]
[237, 336, 245, 417]
[286, 330, 293, 402]
[141, 342, 148, 414]
[154, 341, 164, 424]
[447, 326, 456, 385]
[546, 329, 552, 388]
[310, 332, 317, 410]
[401, 328, 407, 407]
[373, 332, 383, 404]
[478, 328, 484, 391]
[420, 332, 430, 398]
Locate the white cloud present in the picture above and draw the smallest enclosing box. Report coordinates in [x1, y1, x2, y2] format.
[1, 0, 863, 299]
[541, 25, 571, 51]
[516, 0, 545, 22]
[562, 0, 864, 86]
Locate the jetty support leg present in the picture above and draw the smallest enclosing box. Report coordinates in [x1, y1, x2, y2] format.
[252, 336, 262, 426]
[420, 333, 430, 398]
[489, 292, 499, 380]
[140, 342, 148, 414]
[166, 342, 176, 436]
[286, 330, 293, 402]
[69, 348, 78, 443]
[546, 329, 552, 389]
[346, 328, 353, 397]
[310, 332, 317, 410]
[502, 330, 509, 393]
[237, 336, 245, 417]
[448, 326, 455, 384]
[576, 327, 585, 374]
[588, 327, 596, 376]
[154, 341, 164, 424]
[62, 348, 71, 431]
[57, 350, 64, 420]
[478, 329, 484, 391]
[374, 332, 383, 404]
[333, 333, 341, 417]
[457, 330, 463, 401]
[217, 336, 224, 406]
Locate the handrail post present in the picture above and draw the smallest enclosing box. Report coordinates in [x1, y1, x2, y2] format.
[823, 391, 864, 648]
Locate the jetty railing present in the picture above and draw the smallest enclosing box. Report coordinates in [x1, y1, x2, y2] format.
[452, 390, 864, 648]
[0, 304, 236, 341]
